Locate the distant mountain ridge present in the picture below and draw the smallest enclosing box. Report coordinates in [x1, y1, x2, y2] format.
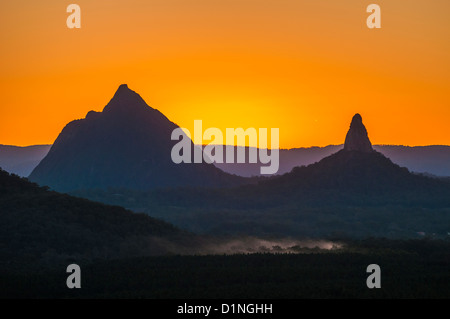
[0, 144, 51, 177]
[1, 144, 450, 179]
[373, 145, 450, 177]
[28, 84, 244, 191]
[212, 144, 450, 177]
[2, 87, 449, 183]
[161, 114, 450, 209]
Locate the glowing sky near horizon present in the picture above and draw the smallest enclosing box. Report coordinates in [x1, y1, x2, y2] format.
[0, 0, 449, 148]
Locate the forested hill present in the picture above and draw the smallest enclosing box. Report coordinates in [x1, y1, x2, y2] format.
[0, 168, 193, 269]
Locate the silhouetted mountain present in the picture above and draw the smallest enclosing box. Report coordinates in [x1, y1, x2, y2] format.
[251, 149, 450, 208]
[213, 115, 450, 178]
[0, 144, 51, 177]
[29, 85, 244, 192]
[220, 115, 450, 208]
[0, 167, 200, 268]
[154, 142, 450, 209]
[213, 145, 450, 177]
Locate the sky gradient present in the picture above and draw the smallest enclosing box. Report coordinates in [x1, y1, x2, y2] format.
[1, 0, 449, 148]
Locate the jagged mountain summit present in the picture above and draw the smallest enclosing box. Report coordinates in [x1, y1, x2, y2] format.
[145, 113, 450, 210]
[250, 113, 450, 206]
[29, 85, 244, 191]
[344, 113, 373, 152]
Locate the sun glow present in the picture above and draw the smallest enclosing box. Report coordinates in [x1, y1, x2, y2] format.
[0, 0, 449, 147]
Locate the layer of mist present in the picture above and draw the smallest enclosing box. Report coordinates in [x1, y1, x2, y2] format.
[195, 237, 343, 255]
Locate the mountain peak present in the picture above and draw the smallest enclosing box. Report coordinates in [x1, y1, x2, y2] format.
[30, 84, 243, 191]
[103, 84, 149, 113]
[344, 113, 373, 152]
[113, 83, 134, 98]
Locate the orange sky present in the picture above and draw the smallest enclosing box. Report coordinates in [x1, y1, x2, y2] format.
[0, 0, 449, 148]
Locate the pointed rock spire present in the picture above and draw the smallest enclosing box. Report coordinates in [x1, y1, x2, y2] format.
[344, 113, 373, 152]
[103, 84, 150, 113]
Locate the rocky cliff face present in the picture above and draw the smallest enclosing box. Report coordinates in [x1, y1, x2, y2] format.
[344, 113, 373, 153]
